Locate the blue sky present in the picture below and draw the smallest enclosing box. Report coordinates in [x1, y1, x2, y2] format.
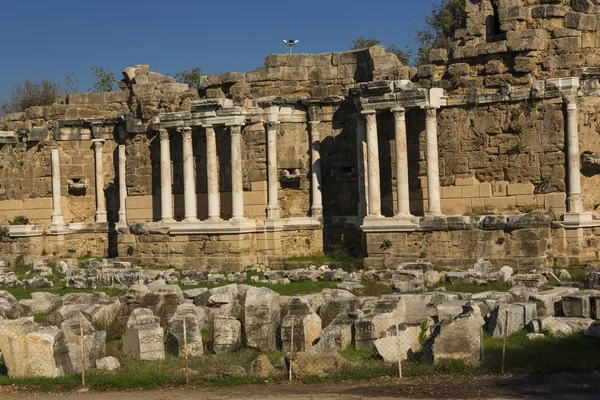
[0, 0, 437, 100]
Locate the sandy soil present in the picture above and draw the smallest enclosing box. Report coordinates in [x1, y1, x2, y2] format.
[2, 373, 600, 400]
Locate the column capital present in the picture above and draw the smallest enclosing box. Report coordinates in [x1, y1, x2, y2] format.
[266, 121, 280, 130]
[159, 128, 169, 141]
[204, 125, 216, 135]
[308, 120, 320, 127]
[93, 140, 104, 150]
[391, 106, 406, 120]
[563, 94, 578, 110]
[178, 126, 192, 139]
[423, 105, 438, 118]
[228, 124, 243, 135]
[361, 109, 376, 115]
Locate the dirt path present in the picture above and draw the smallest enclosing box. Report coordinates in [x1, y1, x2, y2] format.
[3, 373, 600, 400]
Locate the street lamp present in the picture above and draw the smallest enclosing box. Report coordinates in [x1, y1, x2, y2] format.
[283, 39, 299, 54]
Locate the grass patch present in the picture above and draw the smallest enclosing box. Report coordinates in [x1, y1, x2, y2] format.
[483, 330, 600, 374]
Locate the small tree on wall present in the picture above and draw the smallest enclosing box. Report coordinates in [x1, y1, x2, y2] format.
[350, 36, 412, 65]
[0, 79, 61, 114]
[174, 66, 203, 90]
[89, 66, 116, 92]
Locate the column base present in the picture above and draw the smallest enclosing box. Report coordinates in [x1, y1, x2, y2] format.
[311, 207, 323, 217]
[50, 223, 69, 235]
[207, 216, 222, 222]
[95, 210, 108, 224]
[267, 206, 280, 219]
[361, 216, 419, 232]
[563, 212, 597, 228]
[184, 217, 200, 223]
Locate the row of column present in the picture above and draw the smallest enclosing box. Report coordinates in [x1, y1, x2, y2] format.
[359, 106, 442, 219]
[159, 124, 246, 223]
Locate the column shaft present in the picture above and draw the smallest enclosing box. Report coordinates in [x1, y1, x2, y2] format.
[93, 140, 107, 223]
[181, 127, 198, 222]
[266, 121, 280, 219]
[118, 141, 127, 225]
[309, 121, 323, 217]
[364, 110, 382, 217]
[159, 129, 173, 222]
[230, 124, 245, 220]
[51, 148, 64, 226]
[392, 107, 411, 217]
[565, 96, 583, 213]
[425, 106, 443, 216]
[205, 125, 221, 221]
[356, 117, 368, 217]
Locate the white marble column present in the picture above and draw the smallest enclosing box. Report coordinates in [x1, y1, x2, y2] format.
[424, 106, 443, 216]
[159, 128, 173, 222]
[93, 140, 107, 223]
[392, 107, 411, 217]
[363, 110, 382, 217]
[309, 120, 323, 217]
[50, 148, 65, 228]
[565, 95, 584, 214]
[356, 116, 368, 217]
[266, 120, 280, 219]
[117, 137, 127, 226]
[180, 127, 198, 222]
[205, 125, 221, 221]
[229, 124, 245, 220]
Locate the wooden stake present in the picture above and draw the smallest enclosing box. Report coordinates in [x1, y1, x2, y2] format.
[80, 317, 86, 386]
[397, 318, 402, 379]
[289, 315, 294, 383]
[183, 318, 189, 384]
[501, 310, 509, 374]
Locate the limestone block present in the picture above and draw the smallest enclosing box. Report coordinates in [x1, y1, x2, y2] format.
[374, 325, 421, 363]
[488, 302, 537, 337]
[355, 311, 397, 349]
[0, 318, 73, 378]
[213, 317, 242, 354]
[437, 301, 468, 322]
[122, 308, 165, 361]
[166, 304, 203, 357]
[527, 287, 579, 316]
[18, 292, 61, 316]
[0, 290, 21, 319]
[565, 11, 597, 31]
[531, 316, 593, 337]
[281, 297, 322, 352]
[423, 311, 484, 365]
[61, 317, 106, 373]
[243, 287, 280, 351]
[290, 351, 349, 378]
[318, 289, 359, 328]
[562, 290, 600, 318]
[96, 356, 121, 371]
[310, 323, 352, 354]
[250, 354, 276, 377]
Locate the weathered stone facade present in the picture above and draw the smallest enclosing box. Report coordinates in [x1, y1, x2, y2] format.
[2, 0, 600, 269]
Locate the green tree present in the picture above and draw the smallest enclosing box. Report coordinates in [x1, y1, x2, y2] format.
[174, 66, 203, 90]
[350, 36, 412, 65]
[412, 0, 467, 65]
[64, 72, 79, 95]
[90, 66, 116, 92]
[0, 79, 61, 114]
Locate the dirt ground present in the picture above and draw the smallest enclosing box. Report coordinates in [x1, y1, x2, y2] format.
[2, 373, 600, 400]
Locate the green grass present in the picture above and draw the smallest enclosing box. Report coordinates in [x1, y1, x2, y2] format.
[284, 255, 337, 264]
[433, 282, 510, 294]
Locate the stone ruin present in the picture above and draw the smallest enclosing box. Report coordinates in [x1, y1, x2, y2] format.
[2, 0, 600, 270]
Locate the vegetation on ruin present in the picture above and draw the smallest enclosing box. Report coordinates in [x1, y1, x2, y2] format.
[89, 66, 116, 92]
[174, 66, 203, 89]
[0, 79, 62, 113]
[412, 0, 467, 65]
[433, 282, 511, 293]
[7, 215, 29, 225]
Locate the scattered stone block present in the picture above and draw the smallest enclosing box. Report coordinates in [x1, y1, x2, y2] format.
[166, 304, 203, 357]
[96, 356, 121, 371]
[123, 308, 165, 361]
[213, 317, 242, 354]
[281, 297, 322, 352]
[244, 287, 280, 351]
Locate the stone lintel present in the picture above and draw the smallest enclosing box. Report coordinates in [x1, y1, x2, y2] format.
[361, 216, 420, 233]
